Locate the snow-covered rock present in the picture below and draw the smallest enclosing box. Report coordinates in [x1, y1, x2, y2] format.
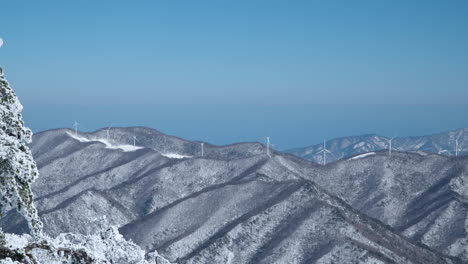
[1, 223, 172, 264]
[0, 66, 42, 237]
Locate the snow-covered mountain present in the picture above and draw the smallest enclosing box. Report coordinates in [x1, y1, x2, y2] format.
[278, 150, 468, 261]
[1, 127, 467, 263]
[286, 128, 468, 164]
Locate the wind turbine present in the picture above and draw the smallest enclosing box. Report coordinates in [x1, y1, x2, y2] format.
[455, 137, 465, 156]
[133, 135, 137, 147]
[106, 125, 112, 141]
[452, 133, 465, 157]
[317, 140, 331, 165]
[201, 142, 205, 157]
[73, 121, 79, 136]
[266, 136, 271, 157]
[386, 136, 395, 156]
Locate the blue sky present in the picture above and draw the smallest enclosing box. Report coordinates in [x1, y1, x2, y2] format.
[1, 1, 467, 149]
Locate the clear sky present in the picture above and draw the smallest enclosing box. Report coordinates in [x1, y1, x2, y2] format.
[0, 0, 467, 149]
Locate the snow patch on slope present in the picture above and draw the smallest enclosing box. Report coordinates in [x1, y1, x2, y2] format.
[448, 214, 468, 261]
[67, 132, 143, 152]
[349, 152, 375, 160]
[380, 166, 400, 226]
[160, 153, 193, 159]
[4, 233, 30, 249]
[353, 142, 366, 149]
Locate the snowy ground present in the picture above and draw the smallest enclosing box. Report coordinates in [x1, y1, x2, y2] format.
[160, 153, 193, 159]
[67, 132, 143, 152]
[348, 152, 376, 160]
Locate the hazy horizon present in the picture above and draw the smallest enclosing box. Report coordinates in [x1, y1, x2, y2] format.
[1, 1, 468, 149]
[21, 103, 468, 150]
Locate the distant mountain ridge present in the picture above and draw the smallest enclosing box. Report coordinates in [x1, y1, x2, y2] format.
[286, 128, 468, 164]
[33, 127, 266, 161]
[1, 127, 467, 263]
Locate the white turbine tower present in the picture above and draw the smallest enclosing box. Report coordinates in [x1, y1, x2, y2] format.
[201, 142, 205, 157]
[317, 140, 331, 165]
[452, 133, 464, 157]
[455, 137, 464, 156]
[386, 136, 395, 156]
[133, 135, 136, 147]
[73, 121, 79, 136]
[455, 131, 465, 156]
[106, 125, 112, 141]
[266, 136, 271, 157]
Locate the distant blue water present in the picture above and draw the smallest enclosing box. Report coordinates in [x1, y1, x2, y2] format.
[23, 104, 468, 150]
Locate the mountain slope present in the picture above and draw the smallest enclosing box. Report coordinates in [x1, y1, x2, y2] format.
[275, 150, 468, 260]
[121, 177, 459, 264]
[286, 128, 468, 163]
[0, 127, 466, 263]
